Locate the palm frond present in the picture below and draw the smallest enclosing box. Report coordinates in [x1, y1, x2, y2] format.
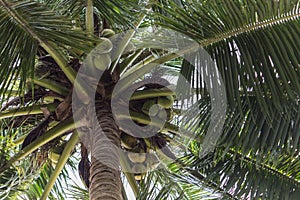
[66, 184, 89, 200]
[175, 95, 299, 199]
[157, 0, 300, 116]
[15, 158, 78, 200]
[156, 0, 300, 44]
[179, 96, 299, 161]
[180, 146, 300, 200]
[137, 169, 225, 200]
[1, 0, 96, 51]
[43, 0, 142, 28]
[155, 1, 299, 194]
[0, 153, 64, 200]
[0, 127, 78, 200]
[0, 0, 97, 103]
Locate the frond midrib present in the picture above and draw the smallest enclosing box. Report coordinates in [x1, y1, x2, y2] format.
[200, 11, 300, 46]
[228, 149, 300, 185]
[0, 0, 76, 83]
[0, 0, 41, 43]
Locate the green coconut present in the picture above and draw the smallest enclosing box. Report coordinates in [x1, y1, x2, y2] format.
[157, 95, 174, 108]
[146, 153, 160, 170]
[158, 109, 172, 119]
[128, 152, 146, 163]
[101, 29, 115, 38]
[142, 99, 160, 116]
[131, 163, 147, 174]
[97, 37, 113, 54]
[149, 104, 160, 117]
[93, 53, 112, 71]
[157, 109, 167, 119]
[121, 132, 138, 149]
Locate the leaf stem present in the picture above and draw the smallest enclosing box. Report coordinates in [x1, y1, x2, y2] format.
[119, 49, 143, 74]
[31, 78, 69, 96]
[116, 44, 199, 94]
[120, 153, 139, 197]
[41, 132, 79, 200]
[86, 0, 94, 34]
[198, 12, 300, 47]
[0, 102, 59, 120]
[130, 88, 174, 100]
[119, 111, 179, 133]
[0, 0, 76, 83]
[109, 2, 153, 72]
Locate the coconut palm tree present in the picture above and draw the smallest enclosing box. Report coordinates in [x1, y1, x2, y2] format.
[0, 0, 299, 199]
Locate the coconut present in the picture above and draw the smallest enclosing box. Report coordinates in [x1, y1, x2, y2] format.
[93, 54, 111, 71]
[157, 95, 174, 108]
[97, 37, 113, 54]
[142, 99, 160, 116]
[157, 109, 167, 119]
[146, 153, 160, 170]
[48, 147, 63, 168]
[85, 53, 94, 68]
[121, 132, 138, 149]
[48, 151, 60, 164]
[128, 152, 146, 163]
[48, 145, 64, 165]
[101, 29, 115, 38]
[131, 163, 147, 174]
[134, 174, 145, 181]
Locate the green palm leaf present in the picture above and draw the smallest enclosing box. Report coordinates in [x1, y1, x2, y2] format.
[180, 147, 300, 199]
[0, 0, 97, 103]
[157, 0, 300, 114]
[0, 0, 299, 199]
[44, 0, 141, 28]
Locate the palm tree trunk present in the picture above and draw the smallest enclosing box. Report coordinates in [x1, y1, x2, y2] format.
[89, 102, 123, 200]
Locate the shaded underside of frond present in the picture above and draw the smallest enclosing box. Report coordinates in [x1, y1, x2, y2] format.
[178, 96, 299, 199]
[156, 0, 300, 199]
[44, 0, 142, 28]
[136, 169, 224, 200]
[181, 146, 300, 200]
[0, 0, 97, 103]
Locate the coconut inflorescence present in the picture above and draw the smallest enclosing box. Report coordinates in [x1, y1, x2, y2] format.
[119, 80, 176, 181]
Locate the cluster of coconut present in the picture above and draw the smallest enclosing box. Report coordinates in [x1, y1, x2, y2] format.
[86, 28, 135, 71]
[121, 132, 161, 181]
[142, 95, 174, 118]
[121, 92, 175, 181]
[85, 29, 115, 71]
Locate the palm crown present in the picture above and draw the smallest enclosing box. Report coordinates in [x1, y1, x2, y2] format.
[0, 0, 299, 199]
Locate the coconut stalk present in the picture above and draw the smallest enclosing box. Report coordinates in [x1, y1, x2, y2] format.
[41, 132, 79, 200]
[31, 78, 69, 96]
[0, 102, 59, 120]
[130, 88, 174, 100]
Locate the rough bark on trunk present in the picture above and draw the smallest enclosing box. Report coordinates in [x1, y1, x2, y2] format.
[89, 102, 122, 200]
